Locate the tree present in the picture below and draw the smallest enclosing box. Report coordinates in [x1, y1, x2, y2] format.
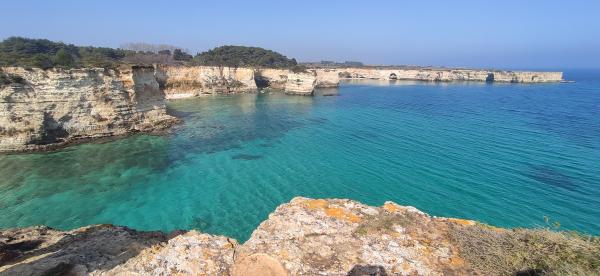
[31, 54, 53, 69]
[173, 49, 192, 61]
[53, 49, 74, 68]
[158, 49, 171, 55]
[193, 45, 297, 68]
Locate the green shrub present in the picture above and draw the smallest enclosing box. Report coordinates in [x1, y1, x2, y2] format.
[173, 49, 192, 61]
[290, 65, 308, 73]
[0, 37, 301, 69]
[53, 49, 74, 68]
[193, 45, 297, 68]
[0, 37, 131, 69]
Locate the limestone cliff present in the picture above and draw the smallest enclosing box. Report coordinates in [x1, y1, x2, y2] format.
[155, 66, 320, 97]
[0, 66, 177, 152]
[254, 68, 289, 90]
[315, 68, 341, 88]
[145, 66, 561, 100]
[255, 69, 317, 95]
[283, 71, 317, 95]
[2, 197, 595, 275]
[155, 65, 257, 99]
[336, 68, 563, 83]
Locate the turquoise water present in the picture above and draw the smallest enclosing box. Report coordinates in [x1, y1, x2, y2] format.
[1, 70, 599, 242]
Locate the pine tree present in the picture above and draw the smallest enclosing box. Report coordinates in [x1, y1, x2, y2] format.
[53, 49, 74, 68]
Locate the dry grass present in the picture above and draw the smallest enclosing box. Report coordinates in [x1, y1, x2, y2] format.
[448, 224, 600, 275]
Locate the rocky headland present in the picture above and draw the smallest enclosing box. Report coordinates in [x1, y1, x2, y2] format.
[335, 67, 563, 83]
[0, 66, 178, 152]
[155, 65, 257, 98]
[156, 66, 321, 98]
[1, 197, 597, 275]
[0, 65, 564, 152]
[154, 66, 564, 99]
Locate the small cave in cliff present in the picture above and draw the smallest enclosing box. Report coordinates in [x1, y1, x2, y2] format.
[254, 75, 270, 88]
[389, 73, 398, 80]
[338, 72, 352, 78]
[485, 73, 494, 82]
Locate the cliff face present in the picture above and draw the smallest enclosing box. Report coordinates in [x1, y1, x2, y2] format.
[0, 66, 177, 152]
[492, 71, 564, 83]
[283, 71, 317, 95]
[254, 68, 289, 90]
[336, 68, 563, 83]
[0, 65, 565, 151]
[2, 197, 595, 275]
[155, 65, 257, 99]
[156, 66, 321, 97]
[145, 66, 561, 100]
[315, 68, 341, 88]
[255, 69, 317, 95]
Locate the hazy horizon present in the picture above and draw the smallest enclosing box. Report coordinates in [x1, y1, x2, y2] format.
[1, 0, 599, 70]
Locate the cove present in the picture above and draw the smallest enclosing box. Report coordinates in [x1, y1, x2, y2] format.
[1, 70, 599, 242]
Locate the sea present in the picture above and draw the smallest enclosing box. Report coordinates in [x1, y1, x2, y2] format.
[1, 69, 598, 242]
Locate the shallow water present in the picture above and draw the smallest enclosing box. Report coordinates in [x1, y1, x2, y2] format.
[1, 70, 599, 241]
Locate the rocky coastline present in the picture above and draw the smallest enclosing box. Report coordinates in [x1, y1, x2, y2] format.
[0, 66, 178, 152]
[335, 67, 563, 83]
[1, 197, 596, 275]
[154, 66, 564, 99]
[0, 65, 564, 152]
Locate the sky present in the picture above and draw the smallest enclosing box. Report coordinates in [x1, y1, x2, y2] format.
[1, 0, 599, 69]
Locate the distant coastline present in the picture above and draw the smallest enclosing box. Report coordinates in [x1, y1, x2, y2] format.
[1, 64, 563, 152]
[0, 37, 564, 152]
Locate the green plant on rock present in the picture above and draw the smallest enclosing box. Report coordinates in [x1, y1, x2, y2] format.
[53, 49, 75, 68]
[193, 45, 298, 68]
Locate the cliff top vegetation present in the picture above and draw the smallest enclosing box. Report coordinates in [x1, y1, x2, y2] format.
[0, 37, 302, 70]
[0, 37, 132, 69]
[192, 45, 299, 69]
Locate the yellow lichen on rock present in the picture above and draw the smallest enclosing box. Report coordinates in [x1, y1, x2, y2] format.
[301, 198, 361, 222]
[324, 207, 362, 223]
[303, 198, 328, 210]
[449, 256, 466, 267]
[447, 218, 476, 226]
[383, 202, 401, 213]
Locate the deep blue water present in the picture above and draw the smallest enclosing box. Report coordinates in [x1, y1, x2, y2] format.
[1, 69, 599, 241]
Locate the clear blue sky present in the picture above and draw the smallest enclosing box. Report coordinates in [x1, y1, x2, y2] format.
[1, 0, 599, 69]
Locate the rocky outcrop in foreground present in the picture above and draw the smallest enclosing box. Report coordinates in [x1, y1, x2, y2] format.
[0, 66, 178, 152]
[1, 197, 597, 275]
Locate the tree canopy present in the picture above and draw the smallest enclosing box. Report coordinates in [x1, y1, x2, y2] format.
[0, 37, 131, 69]
[0, 38, 300, 70]
[193, 45, 298, 68]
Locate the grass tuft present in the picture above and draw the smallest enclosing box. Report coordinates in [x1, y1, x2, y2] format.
[448, 224, 600, 275]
